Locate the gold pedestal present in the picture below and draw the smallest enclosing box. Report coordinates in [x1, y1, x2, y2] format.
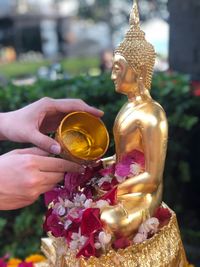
[41, 207, 189, 267]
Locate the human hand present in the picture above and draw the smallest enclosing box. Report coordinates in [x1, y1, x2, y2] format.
[0, 147, 84, 210]
[0, 98, 103, 154]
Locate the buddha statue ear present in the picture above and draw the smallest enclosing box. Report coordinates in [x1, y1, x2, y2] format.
[138, 65, 147, 81]
[137, 65, 147, 92]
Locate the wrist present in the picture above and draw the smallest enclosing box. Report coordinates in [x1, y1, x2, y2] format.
[0, 112, 12, 141]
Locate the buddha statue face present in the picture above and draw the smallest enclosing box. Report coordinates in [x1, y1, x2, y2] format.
[111, 53, 142, 96]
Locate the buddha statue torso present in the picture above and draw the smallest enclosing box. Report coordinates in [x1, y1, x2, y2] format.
[100, 2, 168, 237]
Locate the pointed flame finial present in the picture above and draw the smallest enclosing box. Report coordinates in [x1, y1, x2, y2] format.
[129, 0, 140, 27]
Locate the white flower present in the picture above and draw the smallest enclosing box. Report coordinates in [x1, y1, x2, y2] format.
[70, 240, 79, 251]
[69, 230, 88, 251]
[68, 208, 80, 219]
[98, 231, 112, 245]
[95, 231, 112, 250]
[115, 174, 126, 183]
[97, 175, 113, 187]
[96, 200, 110, 209]
[53, 197, 66, 216]
[94, 242, 101, 249]
[64, 199, 74, 208]
[133, 232, 147, 244]
[138, 217, 159, 235]
[130, 163, 142, 176]
[73, 194, 87, 207]
[84, 199, 94, 209]
[64, 219, 72, 230]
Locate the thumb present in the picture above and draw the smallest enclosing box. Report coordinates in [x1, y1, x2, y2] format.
[31, 131, 61, 155]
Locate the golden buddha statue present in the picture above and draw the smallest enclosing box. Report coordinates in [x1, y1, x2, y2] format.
[100, 0, 168, 237]
[40, 1, 189, 266]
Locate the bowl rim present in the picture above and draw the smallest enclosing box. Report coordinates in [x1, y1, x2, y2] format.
[57, 111, 110, 161]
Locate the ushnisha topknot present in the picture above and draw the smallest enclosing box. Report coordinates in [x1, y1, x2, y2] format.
[115, 0, 156, 90]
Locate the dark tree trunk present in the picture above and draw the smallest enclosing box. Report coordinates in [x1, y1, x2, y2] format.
[168, 0, 200, 78]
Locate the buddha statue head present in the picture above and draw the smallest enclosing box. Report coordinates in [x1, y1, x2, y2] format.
[111, 0, 156, 96]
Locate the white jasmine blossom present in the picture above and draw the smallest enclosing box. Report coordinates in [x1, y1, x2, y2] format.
[98, 175, 113, 187]
[94, 242, 101, 249]
[73, 194, 87, 207]
[84, 199, 94, 209]
[53, 198, 66, 216]
[69, 231, 88, 251]
[68, 208, 80, 219]
[64, 199, 74, 208]
[98, 231, 112, 250]
[96, 200, 110, 209]
[130, 163, 142, 176]
[133, 232, 147, 244]
[138, 217, 159, 235]
[64, 219, 72, 230]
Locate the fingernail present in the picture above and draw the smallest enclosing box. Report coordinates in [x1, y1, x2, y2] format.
[50, 144, 61, 155]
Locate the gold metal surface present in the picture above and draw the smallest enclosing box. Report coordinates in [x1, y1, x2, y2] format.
[56, 112, 109, 164]
[41, 207, 189, 267]
[100, 0, 168, 236]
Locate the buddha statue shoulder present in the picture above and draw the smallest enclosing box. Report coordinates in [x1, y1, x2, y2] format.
[100, 1, 168, 238]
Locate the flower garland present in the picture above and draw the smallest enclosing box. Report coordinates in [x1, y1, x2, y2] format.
[0, 254, 46, 267]
[43, 150, 172, 259]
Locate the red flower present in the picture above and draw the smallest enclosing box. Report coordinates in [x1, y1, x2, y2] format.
[123, 150, 145, 168]
[44, 187, 70, 206]
[81, 208, 102, 236]
[99, 164, 115, 176]
[43, 209, 64, 237]
[18, 263, 33, 267]
[100, 181, 112, 191]
[64, 173, 82, 196]
[154, 207, 171, 223]
[112, 237, 131, 250]
[0, 259, 7, 267]
[115, 162, 130, 177]
[65, 166, 99, 195]
[82, 185, 95, 199]
[115, 150, 145, 177]
[76, 233, 96, 258]
[99, 187, 117, 205]
[64, 221, 80, 243]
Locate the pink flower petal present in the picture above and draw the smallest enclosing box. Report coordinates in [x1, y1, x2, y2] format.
[99, 164, 115, 176]
[99, 187, 117, 205]
[76, 233, 96, 258]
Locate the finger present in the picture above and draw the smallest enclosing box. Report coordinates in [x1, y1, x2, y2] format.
[39, 172, 64, 185]
[53, 99, 104, 117]
[35, 156, 84, 173]
[2, 148, 49, 157]
[30, 131, 61, 155]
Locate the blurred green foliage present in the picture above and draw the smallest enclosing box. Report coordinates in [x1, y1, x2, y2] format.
[0, 72, 199, 261]
[0, 57, 99, 78]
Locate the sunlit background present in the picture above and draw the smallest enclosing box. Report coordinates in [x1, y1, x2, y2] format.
[0, 0, 169, 81]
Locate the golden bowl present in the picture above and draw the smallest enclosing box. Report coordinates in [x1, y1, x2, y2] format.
[56, 112, 109, 164]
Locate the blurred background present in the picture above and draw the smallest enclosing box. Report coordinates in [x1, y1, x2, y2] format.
[0, 0, 199, 265]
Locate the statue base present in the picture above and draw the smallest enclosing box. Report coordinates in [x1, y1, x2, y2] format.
[39, 205, 189, 267]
